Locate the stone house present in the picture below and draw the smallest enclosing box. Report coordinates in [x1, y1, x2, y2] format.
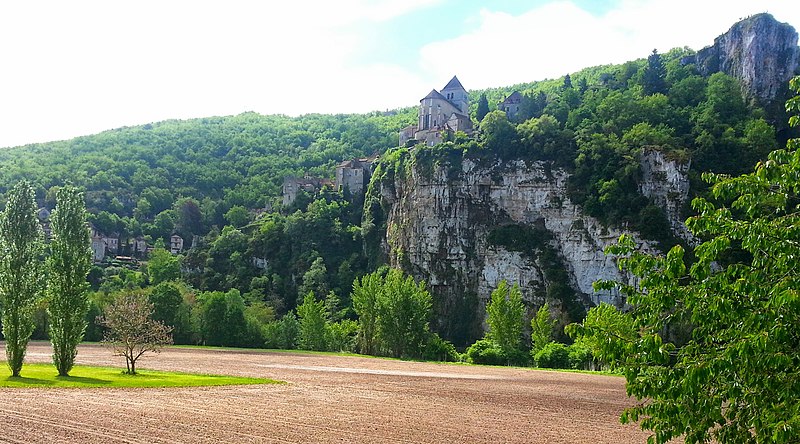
[89, 223, 120, 263]
[400, 76, 473, 146]
[335, 154, 378, 196]
[498, 91, 523, 120]
[282, 175, 334, 206]
[132, 236, 148, 257]
[170, 234, 184, 255]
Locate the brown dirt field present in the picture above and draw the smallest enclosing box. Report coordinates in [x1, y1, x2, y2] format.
[0, 342, 652, 443]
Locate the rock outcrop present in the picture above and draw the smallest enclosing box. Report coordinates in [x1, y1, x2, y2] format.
[374, 154, 688, 345]
[693, 13, 799, 107]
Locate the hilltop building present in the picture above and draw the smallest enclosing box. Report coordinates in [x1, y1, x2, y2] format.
[399, 76, 473, 146]
[498, 91, 523, 120]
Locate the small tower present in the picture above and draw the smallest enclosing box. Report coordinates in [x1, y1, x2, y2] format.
[440, 76, 469, 114]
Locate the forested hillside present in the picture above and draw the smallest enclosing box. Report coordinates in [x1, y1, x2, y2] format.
[0, 41, 795, 353]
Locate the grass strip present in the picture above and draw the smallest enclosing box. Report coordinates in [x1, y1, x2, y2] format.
[0, 363, 282, 388]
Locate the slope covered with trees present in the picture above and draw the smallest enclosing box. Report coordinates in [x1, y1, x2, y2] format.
[0, 44, 794, 359]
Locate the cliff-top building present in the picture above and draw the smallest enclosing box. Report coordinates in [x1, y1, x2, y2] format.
[399, 76, 473, 146]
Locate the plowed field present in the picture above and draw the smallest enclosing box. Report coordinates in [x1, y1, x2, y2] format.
[0, 342, 650, 443]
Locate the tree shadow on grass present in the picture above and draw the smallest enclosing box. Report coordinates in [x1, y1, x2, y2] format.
[55, 375, 113, 385]
[3, 376, 56, 386]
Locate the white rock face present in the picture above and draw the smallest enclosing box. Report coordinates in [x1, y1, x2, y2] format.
[380, 157, 684, 338]
[639, 148, 696, 244]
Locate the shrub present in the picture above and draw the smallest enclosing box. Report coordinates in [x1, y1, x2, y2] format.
[534, 342, 570, 369]
[465, 339, 505, 365]
[567, 343, 594, 370]
[422, 333, 460, 362]
[325, 320, 358, 352]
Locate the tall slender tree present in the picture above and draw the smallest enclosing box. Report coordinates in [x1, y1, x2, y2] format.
[476, 93, 490, 122]
[485, 280, 525, 356]
[641, 49, 667, 95]
[47, 184, 92, 376]
[0, 181, 45, 377]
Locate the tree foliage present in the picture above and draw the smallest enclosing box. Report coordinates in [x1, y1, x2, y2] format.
[98, 292, 173, 375]
[297, 291, 327, 351]
[485, 280, 525, 355]
[47, 184, 92, 376]
[568, 76, 800, 443]
[376, 269, 432, 358]
[0, 181, 45, 377]
[530, 302, 556, 354]
[476, 93, 490, 122]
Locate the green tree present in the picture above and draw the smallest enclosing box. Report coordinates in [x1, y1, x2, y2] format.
[351, 271, 382, 355]
[298, 256, 328, 302]
[376, 269, 432, 358]
[222, 290, 248, 347]
[224, 205, 250, 228]
[476, 93, 490, 122]
[568, 76, 800, 443]
[147, 248, 180, 285]
[200, 291, 227, 346]
[641, 49, 667, 95]
[47, 185, 92, 376]
[296, 291, 327, 351]
[485, 280, 525, 356]
[530, 302, 556, 354]
[0, 181, 45, 377]
[148, 282, 183, 329]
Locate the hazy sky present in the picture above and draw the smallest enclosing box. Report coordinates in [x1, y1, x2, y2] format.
[1, 0, 798, 148]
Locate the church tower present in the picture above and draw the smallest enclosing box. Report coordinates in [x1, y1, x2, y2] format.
[440, 76, 469, 114]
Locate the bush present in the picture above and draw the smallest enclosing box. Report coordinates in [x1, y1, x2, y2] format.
[465, 339, 505, 365]
[325, 320, 358, 352]
[567, 343, 594, 370]
[534, 342, 570, 369]
[422, 333, 460, 362]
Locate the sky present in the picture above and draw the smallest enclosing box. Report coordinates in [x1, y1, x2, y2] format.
[0, 0, 798, 148]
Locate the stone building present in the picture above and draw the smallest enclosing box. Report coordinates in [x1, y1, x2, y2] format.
[282, 175, 334, 206]
[88, 224, 120, 263]
[335, 154, 378, 196]
[170, 234, 184, 255]
[400, 76, 473, 146]
[498, 91, 523, 120]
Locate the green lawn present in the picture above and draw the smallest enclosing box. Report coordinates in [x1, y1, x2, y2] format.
[0, 363, 282, 388]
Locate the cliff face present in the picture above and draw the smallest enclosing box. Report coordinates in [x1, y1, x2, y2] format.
[694, 13, 799, 106]
[376, 153, 688, 345]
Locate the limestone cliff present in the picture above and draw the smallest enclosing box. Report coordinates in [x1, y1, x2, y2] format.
[370, 152, 688, 345]
[693, 13, 799, 107]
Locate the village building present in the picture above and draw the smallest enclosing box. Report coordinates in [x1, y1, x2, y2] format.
[132, 236, 149, 257]
[498, 91, 523, 120]
[335, 154, 378, 196]
[281, 175, 334, 206]
[89, 223, 121, 263]
[170, 234, 184, 255]
[399, 76, 474, 146]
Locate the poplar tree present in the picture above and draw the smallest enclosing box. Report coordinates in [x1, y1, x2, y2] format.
[0, 181, 45, 377]
[486, 280, 525, 356]
[47, 185, 91, 376]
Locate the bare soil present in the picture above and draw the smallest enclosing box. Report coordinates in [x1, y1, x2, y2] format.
[0, 342, 651, 443]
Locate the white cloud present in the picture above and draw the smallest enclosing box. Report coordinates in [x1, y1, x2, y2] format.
[419, 0, 800, 90]
[0, 0, 797, 148]
[0, 0, 440, 147]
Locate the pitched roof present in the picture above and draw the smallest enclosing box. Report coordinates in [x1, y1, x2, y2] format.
[421, 89, 446, 101]
[500, 91, 523, 104]
[441, 76, 465, 91]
